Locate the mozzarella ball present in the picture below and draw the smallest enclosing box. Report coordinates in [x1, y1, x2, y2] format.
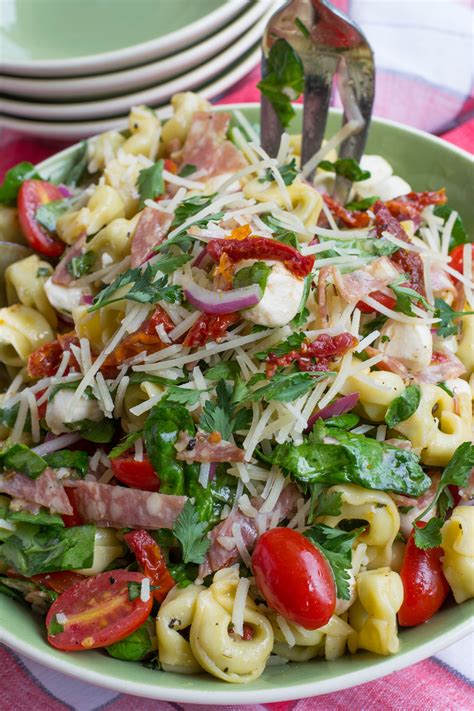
[378, 322, 433, 373]
[44, 278, 86, 314]
[236, 260, 305, 327]
[46, 389, 103, 435]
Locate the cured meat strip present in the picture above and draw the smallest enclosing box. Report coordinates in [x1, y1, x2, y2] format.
[391, 473, 440, 539]
[332, 257, 400, 304]
[199, 484, 299, 578]
[180, 112, 246, 177]
[70, 480, 186, 529]
[130, 207, 173, 267]
[175, 431, 244, 463]
[415, 350, 466, 384]
[52, 235, 88, 286]
[0, 469, 73, 516]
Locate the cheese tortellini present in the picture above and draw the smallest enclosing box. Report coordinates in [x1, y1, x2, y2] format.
[56, 185, 125, 245]
[73, 301, 126, 353]
[120, 380, 165, 431]
[160, 92, 211, 149]
[457, 310, 474, 376]
[271, 613, 354, 662]
[441, 506, 474, 603]
[318, 484, 400, 569]
[5, 254, 57, 327]
[394, 383, 472, 466]
[348, 568, 404, 656]
[340, 367, 405, 422]
[156, 584, 204, 673]
[85, 212, 140, 265]
[0, 304, 54, 367]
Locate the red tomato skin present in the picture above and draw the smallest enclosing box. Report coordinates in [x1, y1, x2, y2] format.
[252, 528, 336, 630]
[449, 244, 474, 282]
[18, 180, 66, 257]
[357, 291, 396, 314]
[123, 530, 174, 603]
[46, 570, 152, 651]
[61, 488, 84, 528]
[398, 523, 450, 627]
[32, 571, 85, 594]
[111, 456, 160, 492]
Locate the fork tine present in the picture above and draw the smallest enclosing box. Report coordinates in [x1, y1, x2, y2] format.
[260, 94, 283, 158]
[301, 70, 334, 179]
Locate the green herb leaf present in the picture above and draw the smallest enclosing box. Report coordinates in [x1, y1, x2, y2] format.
[262, 158, 298, 186]
[233, 261, 272, 293]
[106, 621, 153, 661]
[89, 263, 183, 311]
[255, 332, 305, 361]
[154, 232, 195, 254]
[433, 205, 469, 250]
[257, 38, 305, 128]
[304, 524, 365, 599]
[290, 274, 311, 328]
[137, 160, 165, 209]
[0, 404, 31, 432]
[172, 500, 210, 565]
[413, 519, 444, 550]
[0, 443, 47, 479]
[199, 379, 250, 440]
[44, 450, 89, 477]
[318, 159, 371, 182]
[385, 385, 421, 427]
[261, 215, 299, 249]
[437, 381, 454, 397]
[165, 386, 204, 406]
[391, 281, 432, 316]
[434, 297, 474, 338]
[179, 164, 197, 177]
[66, 418, 116, 443]
[437, 487, 454, 520]
[153, 253, 192, 275]
[170, 194, 224, 234]
[314, 490, 343, 517]
[127, 582, 160, 601]
[66, 250, 96, 279]
[36, 266, 52, 278]
[244, 371, 332, 404]
[205, 361, 241, 381]
[345, 196, 380, 211]
[0, 162, 42, 204]
[109, 430, 143, 459]
[48, 617, 64, 636]
[294, 16, 310, 37]
[323, 413, 360, 429]
[36, 198, 74, 232]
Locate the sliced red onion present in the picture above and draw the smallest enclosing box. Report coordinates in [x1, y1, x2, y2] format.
[33, 432, 82, 456]
[209, 462, 217, 482]
[184, 281, 262, 315]
[80, 294, 94, 305]
[305, 392, 359, 432]
[192, 246, 211, 268]
[58, 184, 73, 198]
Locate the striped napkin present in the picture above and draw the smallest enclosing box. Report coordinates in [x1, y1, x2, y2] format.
[0, 0, 473, 708]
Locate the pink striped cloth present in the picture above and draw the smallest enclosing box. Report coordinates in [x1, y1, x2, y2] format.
[0, 1, 473, 708]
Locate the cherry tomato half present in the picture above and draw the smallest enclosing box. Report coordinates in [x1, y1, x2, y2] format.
[252, 528, 336, 630]
[32, 571, 85, 594]
[46, 570, 152, 651]
[398, 522, 450, 627]
[357, 290, 396, 314]
[111, 455, 160, 492]
[18, 180, 65, 257]
[448, 244, 474, 283]
[61, 487, 84, 528]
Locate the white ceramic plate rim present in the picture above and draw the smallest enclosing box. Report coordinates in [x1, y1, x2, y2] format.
[2, 12, 269, 121]
[0, 53, 261, 140]
[2, 1, 268, 101]
[1, 0, 247, 77]
[2, 613, 472, 704]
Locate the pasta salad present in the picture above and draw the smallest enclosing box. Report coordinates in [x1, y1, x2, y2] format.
[0, 93, 473, 684]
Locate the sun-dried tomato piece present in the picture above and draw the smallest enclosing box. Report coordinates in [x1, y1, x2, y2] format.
[384, 189, 447, 221]
[265, 332, 357, 377]
[321, 195, 371, 228]
[183, 312, 239, 348]
[27, 332, 80, 379]
[206, 237, 314, 278]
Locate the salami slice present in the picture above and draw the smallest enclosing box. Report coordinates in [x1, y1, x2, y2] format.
[131, 207, 173, 267]
[180, 112, 246, 177]
[0, 468, 73, 516]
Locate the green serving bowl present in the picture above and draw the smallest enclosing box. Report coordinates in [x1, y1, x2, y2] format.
[1, 105, 472, 704]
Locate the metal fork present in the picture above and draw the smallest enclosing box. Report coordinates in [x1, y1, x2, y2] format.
[260, 0, 375, 202]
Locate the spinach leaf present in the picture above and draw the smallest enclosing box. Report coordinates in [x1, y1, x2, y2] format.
[66, 251, 96, 279]
[345, 196, 379, 211]
[271, 424, 430, 496]
[433, 205, 470, 250]
[0, 403, 31, 432]
[318, 159, 370, 182]
[153, 254, 192, 275]
[304, 524, 365, 599]
[262, 158, 298, 186]
[44, 450, 89, 477]
[0, 443, 47, 479]
[290, 274, 311, 328]
[260, 215, 299, 249]
[8, 509, 64, 527]
[137, 160, 165, 209]
[66, 418, 116, 443]
[0, 523, 96, 576]
[109, 430, 143, 459]
[106, 622, 153, 661]
[390, 282, 431, 316]
[179, 164, 197, 178]
[172, 500, 210, 564]
[233, 261, 272, 293]
[143, 401, 196, 495]
[59, 140, 89, 186]
[257, 39, 304, 128]
[434, 297, 474, 338]
[36, 198, 74, 232]
[186, 464, 236, 528]
[323, 413, 360, 429]
[0, 162, 41, 203]
[385, 385, 421, 427]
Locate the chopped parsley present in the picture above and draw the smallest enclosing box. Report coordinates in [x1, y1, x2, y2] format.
[172, 500, 211, 565]
[137, 160, 165, 208]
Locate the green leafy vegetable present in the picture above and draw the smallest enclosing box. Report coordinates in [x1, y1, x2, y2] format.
[437, 381, 454, 397]
[0, 404, 31, 432]
[345, 196, 379, 211]
[8, 509, 64, 527]
[66, 418, 116, 443]
[314, 489, 343, 518]
[36, 198, 74, 232]
[186, 465, 236, 528]
[47, 617, 64, 635]
[153, 253, 192, 275]
[257, 38, 305, 128]
[128, 373, 180, 387]
[294, 16, 310, 37]
[164, 386, 204, 407]
[200, 380, 250, 440]
[255, 332, 305, 361]
[205, 361, 241, 381]
[127, 582, 160, 601]
[0, 162, 42, 203]
[0, 523, 96, 576]
[413, 519, 444, 550]
[66, 250, 96, 279]
[290, 274, 311, 328]
[323, 413, 360, 429]
[137, 160, 165, 209]
[106, 622, 153, 661]
[261, 215, 299, 249]
[172, 500, 211, 565]
[434, 297, 474, 338]
[304, 524, 365, 599]
[54, 140, 89, 186]
[0, 443, 47, 479]
[390, 281, 431, 316]
[36, 266, 52, 278]
[154, 232, 195, 254]
[233, 261, 272, 293]
[170, 194, 224, 234]
[272, 422, 430, 496]
[318, 158, 370, 182]
[433, 205, 470, 250]
[385, 385, 421, 427]
[179, 164, 197, 178]
[89, 263, 183, 312]
[262, 158, 298, 186]
[109, 430, 143, 459]
[244, 371, 332, 404]
[44, 450, 89, 477]
[144, 401, 196, 495]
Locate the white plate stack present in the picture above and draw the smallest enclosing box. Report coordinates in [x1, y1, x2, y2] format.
[1, 0, 276, 139]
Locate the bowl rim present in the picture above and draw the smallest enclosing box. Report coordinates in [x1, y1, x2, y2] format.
[1, 103, 472, 704]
